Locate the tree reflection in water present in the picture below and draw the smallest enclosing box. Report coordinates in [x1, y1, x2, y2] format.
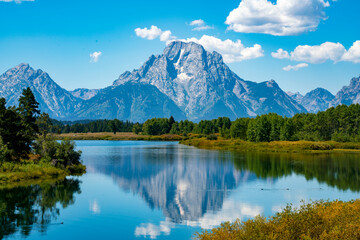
[0, 178, 81, 239]
[233, 152, 360, 192]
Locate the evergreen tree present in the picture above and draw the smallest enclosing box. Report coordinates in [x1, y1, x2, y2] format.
[36, 113, 52, 138]
[18, 87, 40, 133]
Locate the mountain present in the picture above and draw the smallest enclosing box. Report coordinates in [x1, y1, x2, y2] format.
[74, 82, 186, 122]
[70, 88, 99, 100]
[0, 63, 80, 119]
[11, 42, 360, 122]
[333, 76, 360, 106]
[299, 88, 335, 113]
[287, 92, 304, 103]
[113, 41, 306, 121]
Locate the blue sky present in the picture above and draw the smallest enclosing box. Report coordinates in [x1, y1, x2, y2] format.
[0, 0, 359, 95]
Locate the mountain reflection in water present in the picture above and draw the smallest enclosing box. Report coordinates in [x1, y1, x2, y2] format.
[81, 141, 360, 238]
[2, 141, 360, 240]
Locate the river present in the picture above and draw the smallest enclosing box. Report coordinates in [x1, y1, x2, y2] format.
[2, 141, 360, 239]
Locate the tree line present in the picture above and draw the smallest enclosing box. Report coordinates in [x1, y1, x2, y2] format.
[46, 103, 360, 142]
[137, 104, 360, 142]
[50, 119, 136, 135]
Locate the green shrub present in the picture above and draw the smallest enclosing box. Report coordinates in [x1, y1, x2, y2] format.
[206, 134, 218, 140]
[33, 137, 82, 168]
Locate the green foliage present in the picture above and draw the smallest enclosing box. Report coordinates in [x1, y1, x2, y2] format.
[142, 118, 172, 135]
[232, 104, 360, 143]
[0, 137, 10, 164]
[33, 137, 82, 168]
[132, 123, 142, 134]
[331, 131, 351, 142]
[195, 200, 360, 240]
[36, 113, 52, 137]
[18, 87, 40, 148]
[230, 118, 249, 140]
[48, 103, 360, 144]
[0, 91, 40, 160]
[246, 120, 257, 142]
[206, 134, 218, 140]
[110, 119, 122, 134]
[50, 119, 137, 134]
[55, 140, 82, 167]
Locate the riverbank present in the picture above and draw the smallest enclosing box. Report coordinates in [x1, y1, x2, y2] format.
[53, 133, 360, 153]
[0, 159, 86, 186]
[195, 200, 360, 240]
[180, 138, 360, 153]
[52, 132, 184, 141]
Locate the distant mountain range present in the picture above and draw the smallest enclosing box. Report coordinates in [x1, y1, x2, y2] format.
[286, 76, 360, 113]
[0, 41, 359, 122]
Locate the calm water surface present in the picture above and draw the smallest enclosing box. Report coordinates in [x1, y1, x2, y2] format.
[2, 141, 360, 239]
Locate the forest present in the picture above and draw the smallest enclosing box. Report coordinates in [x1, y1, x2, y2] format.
[53, 104, 360, 142]
[0, 88, 83, 173]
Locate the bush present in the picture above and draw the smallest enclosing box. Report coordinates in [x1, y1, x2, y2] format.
[206, 134, 218, 140]
[33, 137, 82, 168]
[195, 200, 360, 240]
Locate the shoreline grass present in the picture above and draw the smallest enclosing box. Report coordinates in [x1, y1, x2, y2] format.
[0, 160, 86, 186]
[194, 200, 360, 240]
[180, 137, 360, 153]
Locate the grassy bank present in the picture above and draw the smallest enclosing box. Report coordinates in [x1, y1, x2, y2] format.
[195, 200, 360, 240]
[180, 137, 360, 153]
[0, 159, 86, 186]
[52, 132, 184, 141]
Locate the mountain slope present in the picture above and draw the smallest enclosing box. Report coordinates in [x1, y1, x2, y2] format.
[238, 80, 307, 116]
[300, 88, 335, 113]
[333, 76, 360, 106]
[113, 41, 306, 120]
[287, 92, 304, 103]
[74, 82, 186, 122]
[0, 63, 80, 119]
[70, 88, 100, 100]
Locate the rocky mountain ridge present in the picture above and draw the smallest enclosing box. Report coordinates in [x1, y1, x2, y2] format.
[1, 42, 360, 121]
[0, 63, 80, 119]
[288, 77, 360, 113]
[113, 41, 305, 121]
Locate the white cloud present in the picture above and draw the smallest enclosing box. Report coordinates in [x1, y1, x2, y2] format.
[135, 26, 263, 63]
[190, 19, 205, 26]
[89, 200, 101, 214]
[185, 200, 263, 229]
[193, 25, 213, 31]
[189, 19, 213, 31]
[135, 25, 174, 42]
[272, 41, 360, 64]
[181, 35, 264, 63]
[0, 0, 34, 3]
[225, 0, 331, 36]
[342, 41, 360, 63]
[89, 51, 102, 63]
[135, 221, 174, 239]
[290, 42, 345, 63]
[271, 49, 290, 59]
[283, 63, 309, 71]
